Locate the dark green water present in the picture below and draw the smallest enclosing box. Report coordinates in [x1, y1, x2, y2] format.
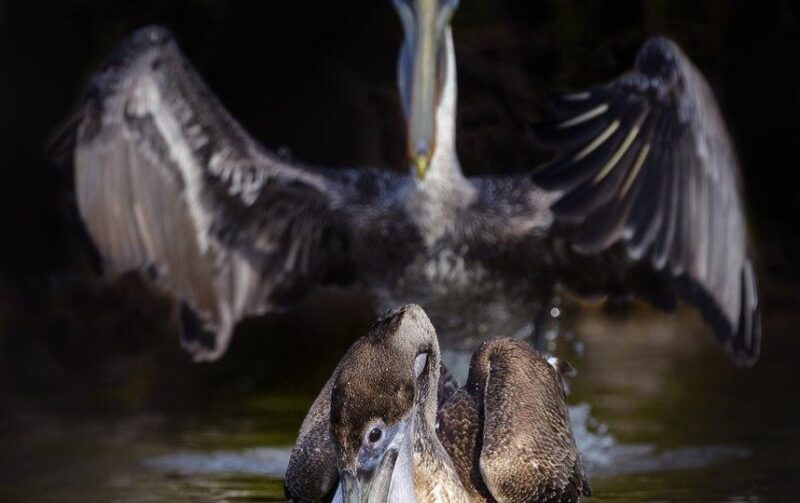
[2, 287, 798, 502]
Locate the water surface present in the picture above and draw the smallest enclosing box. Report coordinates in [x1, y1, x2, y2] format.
[2, 292, 798, 502]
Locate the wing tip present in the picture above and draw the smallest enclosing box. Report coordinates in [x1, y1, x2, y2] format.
[179, 302, 231, 362]
[639, 35, 681, 53]
[117, 25, 177, 58]
[635, 35, 684, 69]
[88, 25, 178, 82]
[51, 24, 182, 157]
[728, 310, 761, 367]
[682, 259, 761, 367]
[728, 260, 761, 367]
[722, 315, 760, 367]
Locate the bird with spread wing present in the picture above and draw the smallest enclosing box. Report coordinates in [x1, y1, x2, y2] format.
[57, 0, 759, 365]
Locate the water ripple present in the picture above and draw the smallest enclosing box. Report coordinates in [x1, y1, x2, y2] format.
[143, 403, 749, 483]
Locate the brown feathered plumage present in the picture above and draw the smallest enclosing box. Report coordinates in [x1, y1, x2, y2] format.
[286, 305, 591, 502]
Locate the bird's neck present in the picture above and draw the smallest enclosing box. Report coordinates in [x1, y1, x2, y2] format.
[413, 27, 471, 198]
[419, 27, 466, 189]
[412, 362, 467, 500]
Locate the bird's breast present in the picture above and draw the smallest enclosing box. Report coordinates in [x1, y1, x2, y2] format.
[355, 199, 551, 356]
[412, 450, 472, 503]
[370, 246, 547, 357]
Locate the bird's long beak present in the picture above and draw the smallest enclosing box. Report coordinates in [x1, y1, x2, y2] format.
[339, 449, 399, 503]
[394, 0, 459, 181]
[394, 0, 449, 180]
[333, 412, 416, 503]
[407, 0, 439, 180]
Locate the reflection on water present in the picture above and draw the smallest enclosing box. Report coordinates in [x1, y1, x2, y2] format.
[145, 448, 291, 478]
[138, 402, 749, 494]
[1, 297, 799, 501]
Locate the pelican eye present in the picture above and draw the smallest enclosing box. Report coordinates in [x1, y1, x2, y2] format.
[368, 427, 383, 444]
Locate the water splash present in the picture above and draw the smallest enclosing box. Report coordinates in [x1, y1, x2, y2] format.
[569, 403, 616, 469]
[569, 402, 750, 477]
[143, 404, 748, 484]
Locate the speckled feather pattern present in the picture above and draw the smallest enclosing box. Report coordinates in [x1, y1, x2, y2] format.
[286, 307, 590, 502]
[438, 338, 590, 502]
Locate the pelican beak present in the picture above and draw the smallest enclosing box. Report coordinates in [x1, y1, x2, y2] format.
[414, 152, 431, 180]
[337, 449, 397, 503]
[338, 469, 362, 503]
[408, 0, 438, 181]
[333, 413, 416, 502]
[395, 0, 458, 181]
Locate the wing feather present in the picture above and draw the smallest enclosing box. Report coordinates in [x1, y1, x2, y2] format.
[70, 26, 357, 360]
[534, 36, 760, 364]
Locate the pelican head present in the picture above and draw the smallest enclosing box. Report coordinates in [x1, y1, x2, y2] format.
[394, 0, 459, 180]
[329, 304, 440, 501]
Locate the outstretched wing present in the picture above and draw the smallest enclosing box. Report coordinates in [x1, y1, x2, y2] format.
[67, 26, 354, 360]
[534, 36, 760, 365]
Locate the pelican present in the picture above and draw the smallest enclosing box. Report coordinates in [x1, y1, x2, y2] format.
[60, 0, 759, 363]
[285, 304, 591, 502]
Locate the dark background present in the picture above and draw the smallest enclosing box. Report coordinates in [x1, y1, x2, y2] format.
[1, 2, 800, 500]
[0, 0, 799, 425]
[1, 1, 799, 279]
